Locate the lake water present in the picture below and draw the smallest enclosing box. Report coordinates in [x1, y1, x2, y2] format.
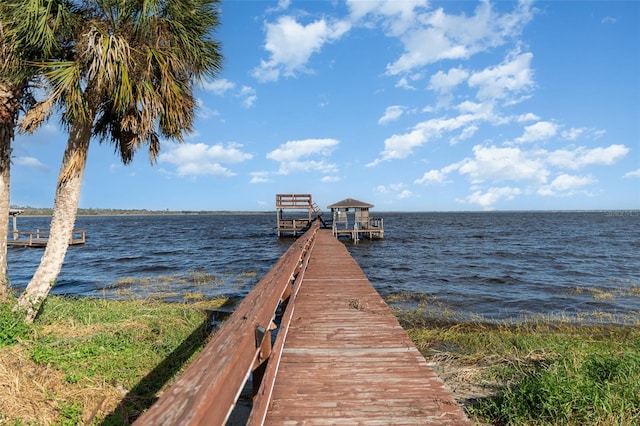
[7, 211, 639, 324]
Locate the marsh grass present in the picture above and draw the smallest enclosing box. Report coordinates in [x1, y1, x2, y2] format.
[110, 269, 258, 301]
[572, 281, 640, 301]
[395, 307, 640, 425]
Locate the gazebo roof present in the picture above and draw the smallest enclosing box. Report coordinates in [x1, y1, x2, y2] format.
[327, 198, 374, 209]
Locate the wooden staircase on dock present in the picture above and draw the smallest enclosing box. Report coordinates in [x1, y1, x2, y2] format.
[312, 202, 330, 229]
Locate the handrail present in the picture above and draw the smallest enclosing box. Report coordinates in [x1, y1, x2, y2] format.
[134, 221, 320, 425]
[247, 224, 316, 424]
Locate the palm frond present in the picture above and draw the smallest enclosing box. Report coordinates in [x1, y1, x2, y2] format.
[18, 97, 55, 133]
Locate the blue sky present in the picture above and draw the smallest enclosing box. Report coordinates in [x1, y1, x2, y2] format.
[11, 0, 640, 212]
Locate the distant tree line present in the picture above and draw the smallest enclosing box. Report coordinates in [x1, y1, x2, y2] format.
[10, 206, 269, 216]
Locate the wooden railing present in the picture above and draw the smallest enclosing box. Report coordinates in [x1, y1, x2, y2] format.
[134, 221, 320, 425]
[275, 193, 312, 209]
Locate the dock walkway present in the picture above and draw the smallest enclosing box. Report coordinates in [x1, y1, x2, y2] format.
[259, 229, 469, 424]
[134, 226, 469, 425]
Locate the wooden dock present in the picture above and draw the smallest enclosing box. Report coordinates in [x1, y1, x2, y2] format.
[134, 222, 469, 425]
[258, 230, 468, 424]
[7, 229, 86, 248]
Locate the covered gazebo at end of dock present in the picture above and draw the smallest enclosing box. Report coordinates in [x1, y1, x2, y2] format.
[328, 197, 384, 241]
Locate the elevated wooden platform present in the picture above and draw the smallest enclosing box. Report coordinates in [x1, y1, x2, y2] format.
[259, 229, 469, 424]
[276, 194, 325, 237]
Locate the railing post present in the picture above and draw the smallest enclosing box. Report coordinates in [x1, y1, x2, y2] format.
[253, 323, 273, 395]
[12, 215, 18, 240]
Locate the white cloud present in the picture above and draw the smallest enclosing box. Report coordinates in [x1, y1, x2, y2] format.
[578, 144, 629, 166]
[267, 138, 339, 175]
[250, 171, 271, 183]
[201, 78, 236, 95]
[414, 169, 449, 185]
[385, 1, 534, 75]
[450, 124, 479, 145]
[537, 174, 596, 196]
[378, 105, 405, 124]
[429, 67, 469, 93]
[253, 16, 351, 81]
[267, 138, 338, 162]
[414, 141, 629, 208]
[455, 100, 495, 116]
[395, 76, 416, 90]
[468, 51, 534, 102]
[369, 112, 480, 165]
[347, 0, 428, 36]
[376, 182, 412, 199]
[398, 189, 412, 199]
[515, 121, 557, 143]
[13, 156, 48, 171]
[462, 186, 521, 210]
[516, 112, 540, 122]
[158, 142, 252, 177]
[624, 169, 640, 178]
[274, 0, 291, 12]
[561, 127, 584, 141]
[368, 128, 426, 166]
[239, 86, 257, 108]
[199, 79, 256, 109]
[195, 99, 220, 120]
[456, 144, 548, 184]
[276, 160, 338, 175]
[376, 185, 389, 194]
[601, 16, 617, 25]
[546, 144, 629, 169]
[175, 162, 235, 177]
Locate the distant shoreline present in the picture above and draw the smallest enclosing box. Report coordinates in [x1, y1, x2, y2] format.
[10, 207, 639, 217]
[10, 208, 272, 217]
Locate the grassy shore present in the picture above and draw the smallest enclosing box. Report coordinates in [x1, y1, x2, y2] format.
[1, 296, 639, 425]
[395, 307, 640, 425]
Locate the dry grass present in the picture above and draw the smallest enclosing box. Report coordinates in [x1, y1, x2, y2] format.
[0, 345, 124, 424]
[1, 296, 214, 424]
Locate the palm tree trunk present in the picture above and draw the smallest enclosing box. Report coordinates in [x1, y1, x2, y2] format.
[16, 119, 92, 321]
[0, 128, 11, 300]
[0, 82, 18, 300]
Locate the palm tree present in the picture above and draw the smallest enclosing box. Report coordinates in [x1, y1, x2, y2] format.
[0, 21, 19, 297]
[14, 0, 222, 321]
[0, 1, 72, 299]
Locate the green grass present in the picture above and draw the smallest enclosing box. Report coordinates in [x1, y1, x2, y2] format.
[396, 308, 640, 426]
[0, 295, 226, 424]
[0, 300, 32, 347]
[3, 293, 639, 425]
